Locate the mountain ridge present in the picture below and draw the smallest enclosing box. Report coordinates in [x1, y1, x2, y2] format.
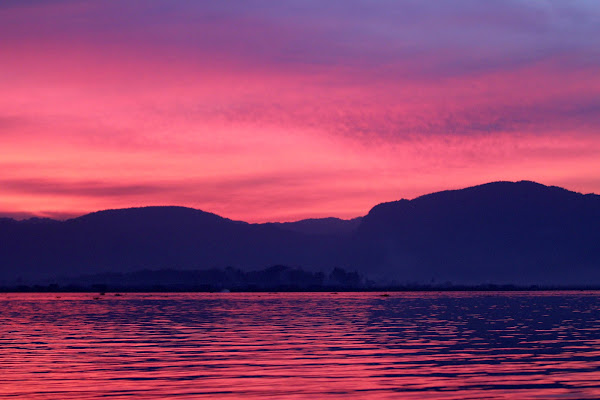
[1, 181, 598, 286]
[3, 180, 596, 226]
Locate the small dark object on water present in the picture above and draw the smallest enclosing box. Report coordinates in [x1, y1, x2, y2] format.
[99, 292, 106, 296]
[93, 297, 100, 300]
[114, 293, 122, 296]
[380, 293, 390, 297]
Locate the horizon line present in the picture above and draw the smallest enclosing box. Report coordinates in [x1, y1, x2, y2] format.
[2, 179, 596, 224]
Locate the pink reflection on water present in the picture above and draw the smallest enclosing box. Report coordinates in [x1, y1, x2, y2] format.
[1, 292, 599, 399]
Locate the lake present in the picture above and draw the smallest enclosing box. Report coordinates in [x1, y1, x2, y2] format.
[1, 292, 599, 399]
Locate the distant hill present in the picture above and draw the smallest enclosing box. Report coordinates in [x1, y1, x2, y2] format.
[354, 181, 600, 285]
[0, 206, 347, 282]
[0, 181, 598, 286]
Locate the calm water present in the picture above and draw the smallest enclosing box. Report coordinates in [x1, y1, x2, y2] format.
[1, 292, 600, 399]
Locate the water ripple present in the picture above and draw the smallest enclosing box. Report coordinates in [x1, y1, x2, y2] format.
[1, 292, 599, 399]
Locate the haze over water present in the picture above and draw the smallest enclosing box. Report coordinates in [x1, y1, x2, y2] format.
[1, 292, 600, 399]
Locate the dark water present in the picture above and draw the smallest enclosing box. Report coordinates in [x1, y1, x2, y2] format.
[1, 292, 600, 399]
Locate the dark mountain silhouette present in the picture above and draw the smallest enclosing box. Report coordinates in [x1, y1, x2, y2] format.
[1, 181, 599, 286]
[0, 206, 347, 282]
[268, 217, 363, 235]
[354, 181, 600, 285]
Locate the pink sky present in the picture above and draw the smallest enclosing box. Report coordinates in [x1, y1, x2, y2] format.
[1, 1, 600, 222]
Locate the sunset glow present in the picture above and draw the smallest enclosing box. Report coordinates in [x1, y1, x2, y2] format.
[2, 1, 599, 221]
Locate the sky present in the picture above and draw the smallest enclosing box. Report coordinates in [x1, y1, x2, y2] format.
[1, 0, 599, 222]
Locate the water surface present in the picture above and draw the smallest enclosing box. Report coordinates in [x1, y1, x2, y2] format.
[1, 292, 599, 399]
